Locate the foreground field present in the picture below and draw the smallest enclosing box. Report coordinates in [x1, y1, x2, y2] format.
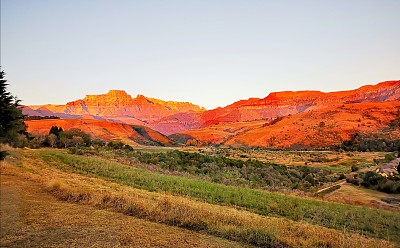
[1, 147, 399, 247]
[0, 174, 243, 247]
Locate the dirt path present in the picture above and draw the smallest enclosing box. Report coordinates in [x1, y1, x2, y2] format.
[316, 165, 379, 194]
[316, 180, 346, 194]
[0, 174, 245, 248]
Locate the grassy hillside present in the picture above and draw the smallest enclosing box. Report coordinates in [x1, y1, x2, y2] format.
[2, 147, 397, 247]
[33, 149, 400, 244]
[74, 147, 339, 191]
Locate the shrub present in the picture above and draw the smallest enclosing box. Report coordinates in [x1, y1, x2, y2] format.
[107, 141, 124, 149]
[68, 147, 84, 155]
[92, 138, 105, 147]
[0, 150, 8, 160]
[123, 144, 134, 151]
[384, 153, 396, 162]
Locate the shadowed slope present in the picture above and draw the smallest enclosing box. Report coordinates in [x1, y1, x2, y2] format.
[25, 119, 174, 146]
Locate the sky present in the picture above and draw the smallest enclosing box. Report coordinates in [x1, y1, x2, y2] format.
[1, 0, 400, 109]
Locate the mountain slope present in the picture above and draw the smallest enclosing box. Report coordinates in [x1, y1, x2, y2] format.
[23, 80, 400, 140]
[26, 90, 205, 131]
[25, 119, 174, 146]
[199, 81, 400, 125]
[182, 101, 400, 148]
[150, 80, 400, 134]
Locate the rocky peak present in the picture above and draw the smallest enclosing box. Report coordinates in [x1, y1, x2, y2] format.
[105, 90, 132, 99]
[82, 90, 133, 102]
[134, 94, 154, 104]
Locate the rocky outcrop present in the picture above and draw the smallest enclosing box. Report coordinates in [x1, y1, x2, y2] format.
[25, 90, 206, 134]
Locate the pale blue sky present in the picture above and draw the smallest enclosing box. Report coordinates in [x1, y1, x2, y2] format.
[1, 0, 399, 109]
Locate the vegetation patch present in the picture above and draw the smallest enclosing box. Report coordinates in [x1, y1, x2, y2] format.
[339, 133, 400, 152]
[72, 147, 339, 192]
[347, 171, 400, 194]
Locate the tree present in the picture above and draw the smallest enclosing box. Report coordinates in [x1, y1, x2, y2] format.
[72, 136, 84, 147]
[29, 135, 46, 149]
[47, 133, 58, 148]
[65, 128, 90, 145]
[0, 68, 27, 159]
[49, 126, 63, 138]
[58, 128, 91, 148]
[59, 134, 73, 148]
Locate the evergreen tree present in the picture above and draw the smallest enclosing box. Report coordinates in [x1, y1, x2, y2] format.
[0, 68, 27, 158]
[49, 126, 63, 137]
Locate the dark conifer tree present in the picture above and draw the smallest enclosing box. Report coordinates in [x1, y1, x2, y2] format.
[0, 67, 27, 159]
[49, 126, 62, 137]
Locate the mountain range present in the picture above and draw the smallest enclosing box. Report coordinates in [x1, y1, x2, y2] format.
[24, 80, 400, 148]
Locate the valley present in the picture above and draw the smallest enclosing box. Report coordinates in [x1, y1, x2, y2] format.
[3, 2, 400, 247]
[23, 81, 400, 149]
[3, 80, 400, 247]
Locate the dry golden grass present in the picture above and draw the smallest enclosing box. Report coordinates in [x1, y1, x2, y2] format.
[1, 174, 243, 248]
[1, 147, 396, 248]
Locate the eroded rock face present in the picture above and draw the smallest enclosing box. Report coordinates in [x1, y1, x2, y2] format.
[25, 90, 206, 134]
[222, 100, 400, 148]
[64, 90, 205, 119]
[23, 81, 400, 136]
[199, 81, 400, 124]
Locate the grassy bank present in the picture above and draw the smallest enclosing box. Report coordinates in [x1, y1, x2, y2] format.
[2, 148, 395, 247]
[35, 149, 400, 243]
